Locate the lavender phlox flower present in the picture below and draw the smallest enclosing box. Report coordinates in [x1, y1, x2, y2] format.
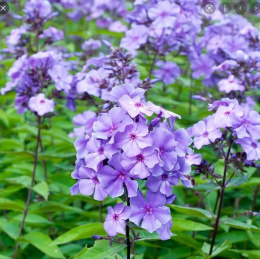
[148, 1, 180, 29]
[24, 0, 52, 19]
[218, 75, 245, 93]
[153, 61, 181, 84]
[236, 138, 260, 161]
[119, 94, 153, 118]
[185, 148, 202, 166]
[93, 107, 132, 143]
[15, 95, 29, 114]
[74, 137, 90, 158]
[82, 39, 102, 51]
[109, 21, 127, 32]
[231, 108, 260, 140]
[129, 190, 171, 233]
[48, 65, 72, 93]
[121, 147, 159, 179]
[70, 111, 97, 138]
[39, 26, 64, 41]
[146, 101, 181, 119]
[77, 166, 107, 201]
[115, 121, 153, 157]
[213, 102, 244, 128]
[151, 127, 177, 171]
[174, 128, 192, 157]
[104, 203, 131, 236]
[28, 93, 54, 116]
[208, 98, 239, 111]
[156, 219, 172, 240]
[76, 68, 107, 96]
[99, 153, 138, 198]
[102, 84, 145, 102]
[6, 27, 27, 47]
[28, 51, 57, 70]
[212, 60, 238, 72]
[120, 25, 149, 54]
[191, 54, 214, 79]
[84, 138, 118, 171]
[146, 170, 178, 197]
[190, 116, 222, 149]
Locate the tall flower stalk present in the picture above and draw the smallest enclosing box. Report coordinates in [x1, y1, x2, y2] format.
[13, 115, 42, 259]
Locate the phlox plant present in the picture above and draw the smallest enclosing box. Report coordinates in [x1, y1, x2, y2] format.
[1, 0, 260, 258]
[69, 44, 201, 257]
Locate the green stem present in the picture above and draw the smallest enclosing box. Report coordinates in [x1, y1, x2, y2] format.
[13, 116, 41, 259]
[209, 143, 232, 255]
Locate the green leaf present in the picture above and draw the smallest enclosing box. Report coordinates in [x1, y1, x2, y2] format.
[51, 222, 106, 246]
[5, 176, 31, 188]
[247, 231, 260, 248]
[169, 204, 214, 219]
[221, 219, 260, 232]
[193, 182, 220, 191]
[18, 232, 64, 258]
[171, 233, 203, 249]
[28, 201, 82, 213]
[202, 240, 231, 257]
[0, 139, 23, 151]
[172, 218, 213, 232]
[217, 231, 248, 244]
[231, 249, 260, 259]
[74, 240, 126, 259]
[0, 198, 24, 211]
[12, 214, 52, 226]
[0, 186, 23, 197]
[33, 182, 49, 201]
[0, 219, 19, 239]
[0, 109, 9, 127]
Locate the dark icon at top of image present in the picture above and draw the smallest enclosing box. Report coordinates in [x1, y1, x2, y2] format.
[0, 1, 9, 14]
[219, 2, 232, 14]
[202, 2, 216, 14]
[234, 2, 247, 14]
[250, 2, 260, 14]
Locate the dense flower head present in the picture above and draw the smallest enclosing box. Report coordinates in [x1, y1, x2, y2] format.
[70, 47, 201, 240]
[1, 51, 73, 115]
[189, 97, 260, 162]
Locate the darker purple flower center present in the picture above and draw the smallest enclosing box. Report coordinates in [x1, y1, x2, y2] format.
[137, 154, 145, 162]
[203, 131, 209, 137]
[160, 11, 168, 18]
[135, 102, 142, 107]
[130, 133, 137, 140]
[224, 111, 231, 116]
[159, 147, 164, 155]
[92, 176, 99, 184]
[251, 142, 257, 148]
[98, 147, 104, 155]
[110, 125, 117, 133]
[113, 214, 119, 221]
[243, 119, 249, 127]
[133, 36, 139, 42]
[40, 99, 45, 104]
[118, 171, 126, 180]
[161, 174, 168, 181]
[145, 206, 153, 214]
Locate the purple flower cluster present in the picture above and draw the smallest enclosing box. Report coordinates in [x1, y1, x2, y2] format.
[1, 51, 72, 115]
[70, 48, 201, 240]
[189, 98, 260, 161]
[1, 0, 77, 115]
[190, 14, 260, 93]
